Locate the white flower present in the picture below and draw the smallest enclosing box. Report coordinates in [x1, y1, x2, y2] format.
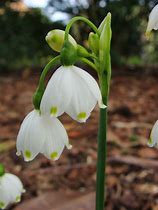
[40, 65, 106, 123]
[0, 173, 25, 209]
[146, 4, 158, 35]
[16, 110, 71, 161]
[148, 120, 158, 147]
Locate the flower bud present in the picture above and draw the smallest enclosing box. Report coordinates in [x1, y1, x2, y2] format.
[46, 29, 77, 52]
[88, 32, 99, 55]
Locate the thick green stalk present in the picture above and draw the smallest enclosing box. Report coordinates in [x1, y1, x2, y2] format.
[96, 72, 108, 210]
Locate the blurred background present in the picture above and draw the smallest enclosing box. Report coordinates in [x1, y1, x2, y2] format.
[1, 0, 158, 70]
[1, 0, 158, 210]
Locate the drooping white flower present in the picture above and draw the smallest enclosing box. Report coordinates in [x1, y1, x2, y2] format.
[0, 173, 25, 209]
[148, 120, 158, 147]
[146, 4, 158, 36]
[40, 65, 106, 123]
[16, 110, 71, 161]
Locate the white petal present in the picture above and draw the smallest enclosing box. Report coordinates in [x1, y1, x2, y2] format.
[40, 66, 72, 117]
[41, 117, 71, 160]
[148, 120, 158, 147]
[147, 4, 158, 32]
[0, 173, 24, 209]
[16, 110, 45, 161]
[65, 66, 105, 122]
[4, 173, 24, 194]
[0, 179, 10, 209]
[3, 174, 24, 202]
[73, 66, 106, 108]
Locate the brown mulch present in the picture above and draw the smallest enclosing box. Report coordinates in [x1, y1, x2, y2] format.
[0, 69, 158, 210]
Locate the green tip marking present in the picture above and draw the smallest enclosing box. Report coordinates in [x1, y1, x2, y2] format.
[16, 196, 21, 202]
[77, 112, 87, 120]
[50, 106, 58, 115]
[148, 137, 152, 145]
[0, 201, 5, 208]
[25, 150, 32, 159]
[50, 152, 58, 160]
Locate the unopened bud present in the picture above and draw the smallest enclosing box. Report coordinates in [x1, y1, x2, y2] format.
[88, 32, 99, 55]
[46, 29, 77, 52]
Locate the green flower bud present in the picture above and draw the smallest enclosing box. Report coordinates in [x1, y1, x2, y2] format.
[60, 41, 78, 66]
[88, 32, 99, 55]
[77, 45, 89, 57]
[46, 29, 77, 52]
[0, 164, 5, 177]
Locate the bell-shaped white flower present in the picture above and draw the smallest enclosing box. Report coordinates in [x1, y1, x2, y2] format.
[148, 120, 158, 147]
[146, 4, 158, 36]
[40, 65, 106, 123]
[16, 110, 71, 161]
[0, 173, 25, 209]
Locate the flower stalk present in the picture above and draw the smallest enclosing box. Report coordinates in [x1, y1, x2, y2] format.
[33, 55, 60, 110]
[64, 16, 100, 41]
[0, 164, 5, 177]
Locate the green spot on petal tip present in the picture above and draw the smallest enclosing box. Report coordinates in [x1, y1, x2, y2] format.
[50, 152, 58, 160]
[50, 106, 58, 116]
[25, 150, 32, 159]
[77, 112, 87, 120]
[0, 201, 5, 208]
[145, 31, 151, 40]
[16, 196, 21, 203]
[148, 137, 152, 145]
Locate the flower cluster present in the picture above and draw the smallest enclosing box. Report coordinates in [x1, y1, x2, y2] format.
[0, 165, 25, 209]
[16, 66, 105, 161]
[16, 15, 110, 162]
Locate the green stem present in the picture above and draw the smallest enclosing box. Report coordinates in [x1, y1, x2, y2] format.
[38, 56, 60, 89]
[64, 16, 100, 41]
[96, 72, 108, 210]
[0, 164, 5, 176]
[79, 57, 98, 72]
[33, 56, 60, 110]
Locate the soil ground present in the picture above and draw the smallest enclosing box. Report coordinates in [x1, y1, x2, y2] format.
[1, 69, 158, 210]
